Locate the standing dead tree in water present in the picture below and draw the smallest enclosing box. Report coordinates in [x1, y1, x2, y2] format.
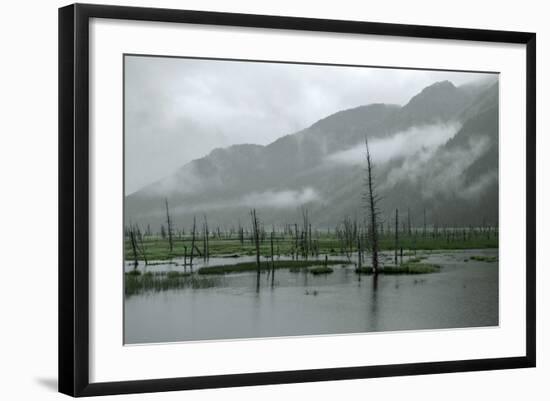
[189, 216, 196, 268]
[127, 224, 148, 267]
[238, 220, 244, 245]
[202, 215, 209, 262]
[423, 207, 427, 238]
[250, 209, 261, 275]
[394, 208, 399, 265]
[301, 207, 309, 260]
[128, 225, 139, 269]
[341, 217, 355, 263]
[407, 207, 412, 236]
[270, 229, 275, 286]
[134, 225, 149, 266]
[364, 138, 380, 274]
[164, 198, 174, 252]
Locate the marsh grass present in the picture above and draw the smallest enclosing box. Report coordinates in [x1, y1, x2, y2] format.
[126, 269, 141, 276]
[407, 256, 428, 263]
[470, 255, 498, 263]
[197, 259, 349, 275]
[166, 271, 193, 279]
[125, 235, 498, 262]
[308, 266, 334, 275]
[355, 263, 440, 275]
[125, 271, 219, 296]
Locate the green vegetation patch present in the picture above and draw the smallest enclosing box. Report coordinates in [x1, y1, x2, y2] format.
[308, 266, 334, 275]
[470, 255, 498, 263]
[126, 269, 141, 276]
[407, 256, 428, 263]
[164, 270, 192, 279]
[355, 263, 440, 275]
[125, 233, 499, 262]
[198, 259, 349, 275]
[397, 263, 441, 274]
[125, 271, 219, 296]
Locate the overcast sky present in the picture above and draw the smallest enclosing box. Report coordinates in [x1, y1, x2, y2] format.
[124, 55, 492, 195]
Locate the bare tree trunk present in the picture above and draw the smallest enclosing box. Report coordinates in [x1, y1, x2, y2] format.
[294, 223, 299, 258]
[238, 221, 243, 245]
[365, 138, 380, 273]
[190, 216, 196, 269]
[164, 198, 173, 253]
[270, 230, 275, 272]
[407, 207, 412, 236]
[203, 215, 209, 262]
[206, 217, 209, 261]
[395, 208, 399, 265]
[423, 207, 427, 238]
[128, 226, 139, 269]
[309, 223, 312, 256]
[301, 207, 309, 260]
[135, 225, 148, 265]
[183, 246, 187, 270]
[357, 237, 362, 270]
[270, 230, 275, 286]
[250, 209, 261, 275]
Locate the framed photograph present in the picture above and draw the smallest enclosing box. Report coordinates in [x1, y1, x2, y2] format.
[58, 3, 536, 397]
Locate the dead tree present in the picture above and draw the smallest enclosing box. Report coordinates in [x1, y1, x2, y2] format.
[301, 207, 309, 260]
[270, 230, 275, 286]
[238, 220, 244, 245]
[407, 207, 412, 236]
[309, 223, 313, 256]
[423, 207, 427, 238]
[128, 225, 139, 269]
[164, 198, 174, 252]
[250, 209, 261, 275]
[342, 217, 354, 262]
[294, 223, 299, 258]
[203, 215, 209, 262]
[364, 138, 380, 273]
[190, 216, 196, 268]
[135, 225, 148, 265]
[394, 208, 399, 265]
[357, 236, 363, 270]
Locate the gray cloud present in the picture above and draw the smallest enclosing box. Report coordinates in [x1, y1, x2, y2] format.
[384, 135, 492, 198]
[125, 55, 491, 194]
[141, 187, 324, 217]
[327, 122, 461, 166]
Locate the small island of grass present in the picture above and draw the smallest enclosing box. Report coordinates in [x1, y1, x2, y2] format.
[470, 255, 498, 263]
[355, 262, 440, 275]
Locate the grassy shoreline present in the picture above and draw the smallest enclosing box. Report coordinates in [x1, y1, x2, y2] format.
[125, 236, 498, 262]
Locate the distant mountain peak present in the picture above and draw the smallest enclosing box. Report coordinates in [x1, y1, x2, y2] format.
[406, 80, 457, 104]
[394, 80, 469, 128]
[309, 103, 400, 131]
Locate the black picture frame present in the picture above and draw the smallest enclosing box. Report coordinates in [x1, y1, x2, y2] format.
[59, 3, 536, 397]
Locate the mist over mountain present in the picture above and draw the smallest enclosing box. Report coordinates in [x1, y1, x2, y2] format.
[125, 78, 498, 231]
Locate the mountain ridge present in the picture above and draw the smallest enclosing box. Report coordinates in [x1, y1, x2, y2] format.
[126, 79, 499, 229]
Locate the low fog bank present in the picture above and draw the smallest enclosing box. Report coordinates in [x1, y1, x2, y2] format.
[327, 122, 461, 166]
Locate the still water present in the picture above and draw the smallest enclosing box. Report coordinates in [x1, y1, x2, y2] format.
[124, 249, 498, 344]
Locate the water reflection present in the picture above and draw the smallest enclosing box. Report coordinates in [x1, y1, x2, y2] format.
[370, 274, 379, 331]
[124, 249, 499, 343]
